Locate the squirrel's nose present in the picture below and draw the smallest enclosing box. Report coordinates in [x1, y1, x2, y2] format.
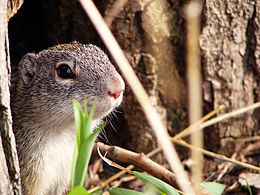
[107, 74, 125, 100]
[108, 89, 124, 99]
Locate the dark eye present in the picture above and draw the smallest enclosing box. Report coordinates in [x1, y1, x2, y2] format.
[56, 64, 75, 79]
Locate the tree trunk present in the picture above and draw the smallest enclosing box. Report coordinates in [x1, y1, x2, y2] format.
[200, 0, 260, 155]
[0, 0, 21, 194]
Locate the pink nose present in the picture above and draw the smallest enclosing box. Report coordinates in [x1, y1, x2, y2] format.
[108, 89, 123, 99]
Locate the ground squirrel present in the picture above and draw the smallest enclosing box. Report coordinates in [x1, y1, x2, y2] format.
[11, 41, 125, 195]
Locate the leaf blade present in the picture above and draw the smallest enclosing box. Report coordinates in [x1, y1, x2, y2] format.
[200, 182, 226, 195]
[107, 188, 145, 195]
[133, 171, 179, 195]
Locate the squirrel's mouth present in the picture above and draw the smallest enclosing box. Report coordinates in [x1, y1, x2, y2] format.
[91, 93, 123, 120]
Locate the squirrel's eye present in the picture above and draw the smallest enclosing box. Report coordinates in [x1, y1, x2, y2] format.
[56, 64, 75, 79]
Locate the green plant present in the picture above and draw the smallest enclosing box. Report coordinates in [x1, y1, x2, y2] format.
[200, 182, 226, 195]
[108, 171, 226, 195]
[69, 98, 106, 195]
[246, 180, 253, 195]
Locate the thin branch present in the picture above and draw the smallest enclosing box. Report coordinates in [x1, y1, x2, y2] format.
[93, 142, 178, 187]
[88, 164, 134, 193]
[173, 105, 225, 141]
[96, 145, 132, 174]
[147, 105, 224, 158]
[173, 102, 260, 141]
[185, 1, 203, 189]
[200, 102, 260, 129]
[174, 139, 260, 172]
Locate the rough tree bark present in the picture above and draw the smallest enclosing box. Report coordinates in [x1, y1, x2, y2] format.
[0, 0, 12, 193]
[0, 0, 21, 194]
[200, 0, 260, 156]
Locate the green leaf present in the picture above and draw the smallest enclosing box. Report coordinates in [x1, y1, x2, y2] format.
[143, 184, 162, 195]
[68, 186, 91, 195]
[71, 100, 83, 187]
[70, 99, 107, 189]
[73, 128, 102, 187]
[133, 171, 179, 195]
[84, 96, 88, 117]
[70, 141, 79, 188]
[107, 188, 145, 195]
[84, 99, 97, 138]
[71, 99, 106, 188]
[200, 182, 226, 195]
[90, 189, 102, 195]
[95, 121, 107, 134]
[81, 105, 91, 143]
[246, 180, 253, 195]
[73, 100, 83, 146]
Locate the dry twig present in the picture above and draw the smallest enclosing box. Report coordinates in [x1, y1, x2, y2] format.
[94, 142, 177, 187]
[185, 1, 203, 190]
[174, 139, 260, 172]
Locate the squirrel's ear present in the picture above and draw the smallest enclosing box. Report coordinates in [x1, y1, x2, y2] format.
[19, 53, 37, 85]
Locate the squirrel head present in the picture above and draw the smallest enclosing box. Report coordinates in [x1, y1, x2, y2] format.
[16, 42, 125, 125]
